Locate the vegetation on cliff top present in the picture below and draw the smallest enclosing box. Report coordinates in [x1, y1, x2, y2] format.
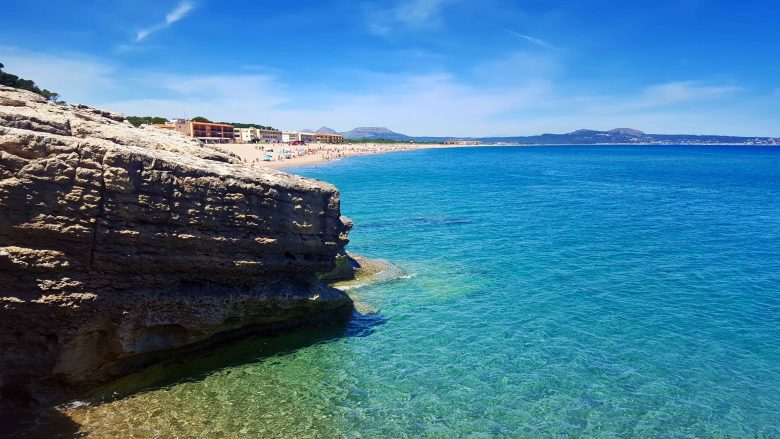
[126, 116, 168, 127]
[190, 116, 279, 130]
[126, 115, 278, 130]
[192, 116, 279, 130]
[218, 122, 277, 130]
[0, 62, 64, 104]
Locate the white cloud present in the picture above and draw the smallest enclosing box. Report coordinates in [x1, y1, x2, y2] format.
[136, 29, 153, 42]
[608, 81, 741, 112]
[165, 1, 194, 24]
[136, 1, 194, 42]
[97, 70, 554, 135]
[396, 0, 450, 25]
[507, 31, 556, 50]
[99, 73, 291, 121]
[3, 48, 775, 137]
[0, 47, 118, 102]
[365, 0, 454, 36]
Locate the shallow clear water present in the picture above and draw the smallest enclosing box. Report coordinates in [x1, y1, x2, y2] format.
[61, 146, 780, 438]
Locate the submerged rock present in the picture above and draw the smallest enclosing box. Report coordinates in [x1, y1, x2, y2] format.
[0, 86, 353, 407]
[329, 254, 406, 290]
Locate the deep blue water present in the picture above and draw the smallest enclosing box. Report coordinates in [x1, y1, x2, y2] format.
[67, 146, 780, 438]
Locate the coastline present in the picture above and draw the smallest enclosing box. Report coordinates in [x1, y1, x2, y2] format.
[16, 138, 780, 437]
[219, 141, 780, 169]
[216, 142, 473, 169]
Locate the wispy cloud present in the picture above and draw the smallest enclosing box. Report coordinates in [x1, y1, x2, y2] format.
[622, 81, 741, 110]
[5, 47, 775, 137]
[136, 1, 194, 42]
[365, 0, 454, 36]
[396, 0, 450, 25]
[0, 46, 118, 102]
[165, 1, 194, 24]
[99, 73, 751, 137]
[507, 30, 556, 50]
[98, 69, 554, 135]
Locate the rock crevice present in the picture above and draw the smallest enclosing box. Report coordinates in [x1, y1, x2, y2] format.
[0, 85, 353, 406]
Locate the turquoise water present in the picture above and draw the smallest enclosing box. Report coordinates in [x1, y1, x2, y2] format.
[63, 146, 780, 437]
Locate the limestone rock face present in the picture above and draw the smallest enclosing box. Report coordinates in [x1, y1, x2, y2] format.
[0, 86, 353, 405]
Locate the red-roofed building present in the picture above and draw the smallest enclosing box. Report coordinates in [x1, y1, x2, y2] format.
[173, 119, 234, 144]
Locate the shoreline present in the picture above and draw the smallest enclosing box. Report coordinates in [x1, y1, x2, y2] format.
[217, 142, 464, 169]
[218, 141, 780, 169]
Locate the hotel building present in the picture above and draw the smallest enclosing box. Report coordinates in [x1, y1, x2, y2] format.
[315, 132, 344, 143]
[256, 128, 283, 143]
[172, 119, 234, 144]
[234, 127, 283, 143]
[282, 131, 317, 144]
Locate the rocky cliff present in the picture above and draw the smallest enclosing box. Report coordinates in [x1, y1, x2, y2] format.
[0, 85, 353, 407]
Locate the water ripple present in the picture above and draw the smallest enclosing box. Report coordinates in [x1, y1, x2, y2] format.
[56, 146, 780, 438]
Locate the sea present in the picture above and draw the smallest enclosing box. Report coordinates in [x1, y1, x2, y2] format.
[52, 145, 780, 438]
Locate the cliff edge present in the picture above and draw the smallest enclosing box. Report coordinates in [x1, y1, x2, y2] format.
[0, 85, 353, 407]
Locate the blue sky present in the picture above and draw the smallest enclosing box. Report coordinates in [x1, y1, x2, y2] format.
[1, 0, 778, 136]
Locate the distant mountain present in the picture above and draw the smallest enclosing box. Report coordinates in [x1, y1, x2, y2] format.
[432, 128, 777, 146]
[316, 126, 338, 134]
[325, 126, 776, 145]
[341, 127, 412, 141]
[300, 128, 315, 133]
[492, 128, 652, 144]
[608, 128, 645, 137]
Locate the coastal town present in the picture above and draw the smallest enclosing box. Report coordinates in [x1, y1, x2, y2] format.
[148, 118, 779, 168]
[153, 118, 345, 145]
[144, 117, 780, 170]
[148, 118, 434, 168]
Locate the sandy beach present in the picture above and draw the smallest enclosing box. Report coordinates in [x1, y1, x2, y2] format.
[214, 142, 772, 169]
[216, 142, 451, 168]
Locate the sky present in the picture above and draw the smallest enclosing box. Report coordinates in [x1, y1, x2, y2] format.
[0, 0, 778, 136]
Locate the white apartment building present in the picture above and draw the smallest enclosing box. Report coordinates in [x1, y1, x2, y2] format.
[257, 128, 283, 143]
[282, 131, 317, 143]
[234, 127, 283, 143]
[234, 128, 254, 143]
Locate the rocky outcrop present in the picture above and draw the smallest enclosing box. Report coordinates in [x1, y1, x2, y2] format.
[0, 86, 353, 406]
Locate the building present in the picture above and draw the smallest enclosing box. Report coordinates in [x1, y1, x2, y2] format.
[172, 119, 234, 144]
[444, 140, 481, 145]
[234, 127, 283, 143]
[234, 127, 254, 143]
[256, 128, 283, 143]
[315, 132, 344, 143]
[282, 131, 317, 144]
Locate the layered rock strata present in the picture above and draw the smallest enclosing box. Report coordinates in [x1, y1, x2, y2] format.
[0, 86, 353, 406]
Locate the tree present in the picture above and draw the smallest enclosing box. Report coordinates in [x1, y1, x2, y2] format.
[40, 89, 62, 104]
[218, 121, 278, 130]
[0, 61, 65, 104]
[126, 116, 169, 127]
[191, 116, 212, 123]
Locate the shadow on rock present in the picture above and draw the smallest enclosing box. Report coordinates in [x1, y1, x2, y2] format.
[0, 405, 85, 439]
[7, 308, 385, 437]
[82, 309, 382, 403]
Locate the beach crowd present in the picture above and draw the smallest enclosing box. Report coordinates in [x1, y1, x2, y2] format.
[220, 142, 428, 168]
